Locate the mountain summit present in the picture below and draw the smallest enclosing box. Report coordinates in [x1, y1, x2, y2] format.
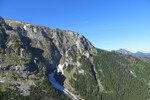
[0, 17, 150, 100]
[115, 49, 150, 58]
[115, 48, 132, 55]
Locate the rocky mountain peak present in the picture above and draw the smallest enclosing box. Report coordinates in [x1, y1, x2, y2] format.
[0, 17, 96, 97]
[0, 17, 95, 71]
[115, 48, 132, 55]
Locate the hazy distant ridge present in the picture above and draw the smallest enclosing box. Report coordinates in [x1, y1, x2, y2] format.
[115, 48, 150, 57]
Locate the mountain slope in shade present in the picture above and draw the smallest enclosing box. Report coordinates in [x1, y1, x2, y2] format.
[0, 17, 150, 100]
[115, 49, 150, 58]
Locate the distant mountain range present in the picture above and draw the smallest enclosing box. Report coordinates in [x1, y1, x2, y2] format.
[115, 48, 150, 58]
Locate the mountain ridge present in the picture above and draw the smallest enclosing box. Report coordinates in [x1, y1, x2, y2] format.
[0, 17, 150, 100]
[115, 48, 150, 58]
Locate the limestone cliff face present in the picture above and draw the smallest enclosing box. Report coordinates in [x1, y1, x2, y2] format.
[0, 17, 96, 96]
[0, 17, 94, 70]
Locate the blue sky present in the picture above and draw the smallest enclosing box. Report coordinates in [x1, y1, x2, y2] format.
[1, 0, 150, 52]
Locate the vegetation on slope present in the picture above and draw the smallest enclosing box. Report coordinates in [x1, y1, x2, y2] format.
[68, 49, 150, 100]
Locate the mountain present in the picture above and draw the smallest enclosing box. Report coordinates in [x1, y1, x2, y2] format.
[114, 48, 132, 55]
[115, 49, 150, 58]
[0, 17, 150, 100]
[134, 52, 150, 58]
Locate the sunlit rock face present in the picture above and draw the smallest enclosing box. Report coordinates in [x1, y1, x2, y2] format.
[0, 17, 95, 97]
[0, 17, 94, 71]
